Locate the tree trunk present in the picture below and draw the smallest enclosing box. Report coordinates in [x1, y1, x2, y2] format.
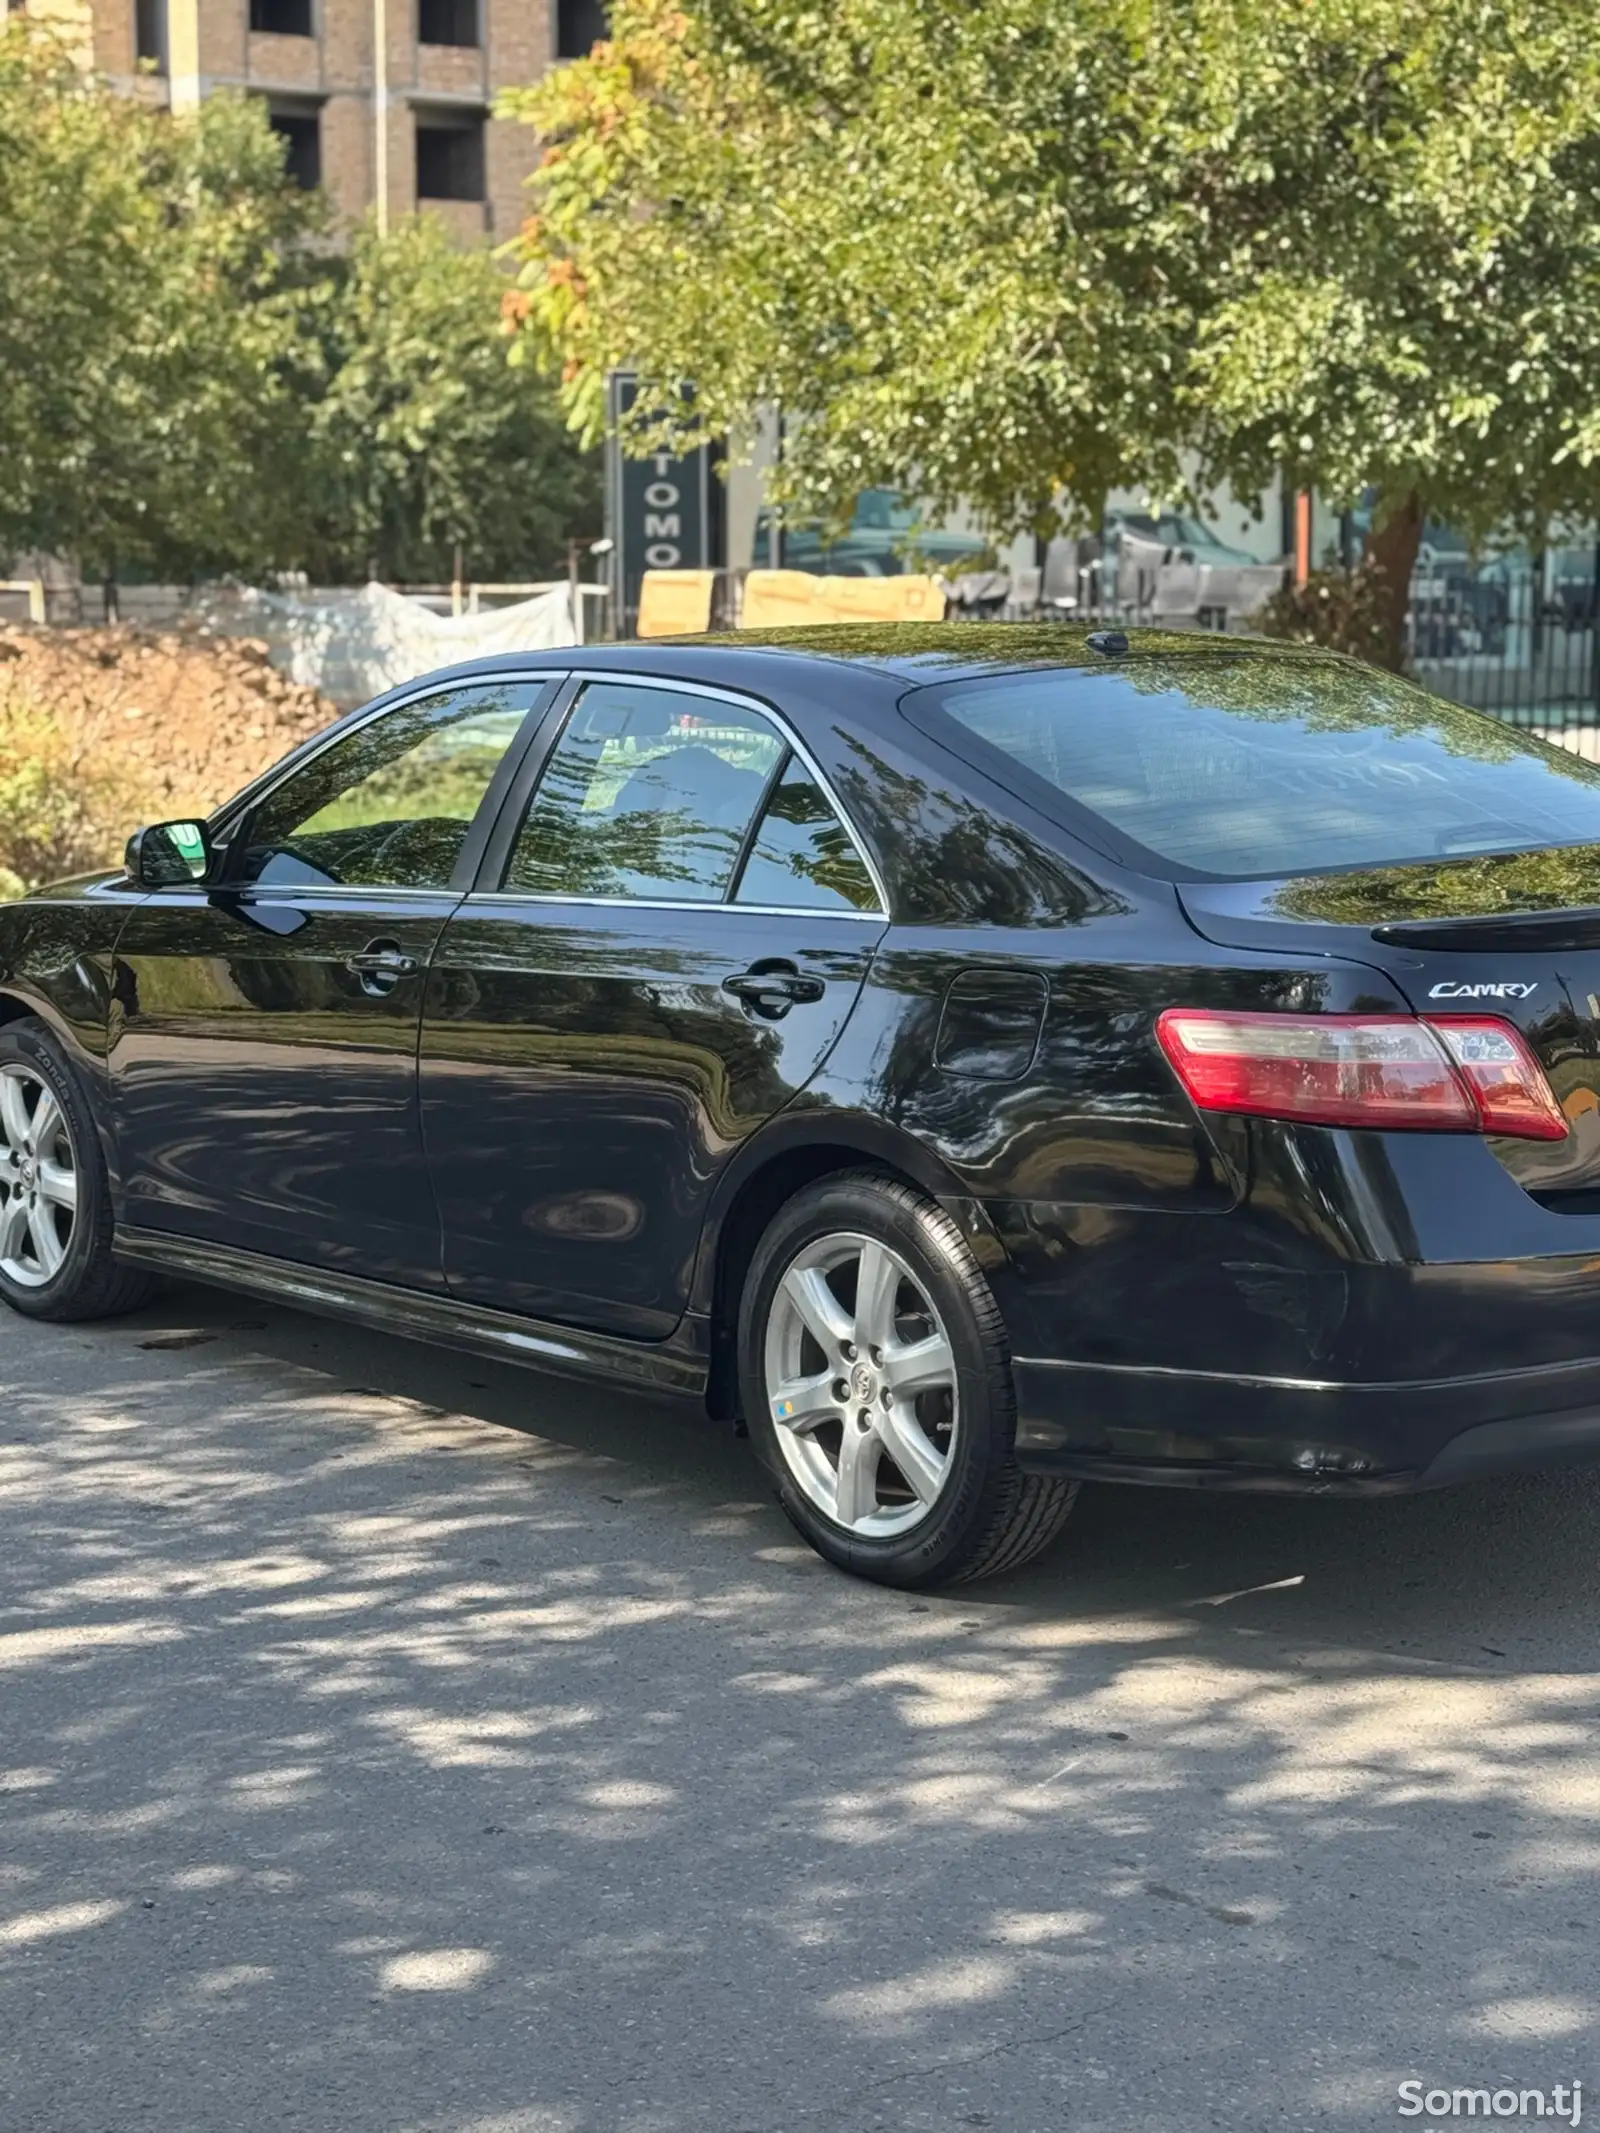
[1364, 490, 1423, 672]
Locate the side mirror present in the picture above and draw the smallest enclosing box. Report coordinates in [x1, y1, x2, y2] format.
[126, 820, 214, 888]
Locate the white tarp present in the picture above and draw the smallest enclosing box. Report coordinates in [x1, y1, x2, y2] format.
[196, 580, 578, 707]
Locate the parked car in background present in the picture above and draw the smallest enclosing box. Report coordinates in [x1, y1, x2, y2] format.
[8, 626, 1600, 1590]
[753, 490, 983, 577]
[1105, 509, 1285, 622]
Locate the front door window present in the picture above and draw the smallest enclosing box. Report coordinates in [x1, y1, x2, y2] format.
[237, 681, 540, 893]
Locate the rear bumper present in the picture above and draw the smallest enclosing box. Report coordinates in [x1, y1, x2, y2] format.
[1012, 1353, 1600, 1493]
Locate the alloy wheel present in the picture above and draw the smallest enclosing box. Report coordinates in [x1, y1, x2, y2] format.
[763, 1230, 959, 1537]
[0, 1065, 78, 1289]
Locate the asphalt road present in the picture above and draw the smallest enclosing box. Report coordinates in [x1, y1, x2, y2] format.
[2, 1283, 1598, 2133]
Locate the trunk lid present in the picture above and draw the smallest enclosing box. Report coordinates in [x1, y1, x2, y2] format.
[1179, 843, 1600, 1196]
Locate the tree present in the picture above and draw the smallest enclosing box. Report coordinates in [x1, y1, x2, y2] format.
[292, 215, 600, 583]
[0, 21, 317, 580]
[504, 0, 1600, 666]
[0, 21, 596, 590]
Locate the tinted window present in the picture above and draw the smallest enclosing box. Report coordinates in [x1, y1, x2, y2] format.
[734, 758, 879, 912]
[507, 683, 783, 901]
[921, 659, 1600, 877]
[238, 683, 536, 892]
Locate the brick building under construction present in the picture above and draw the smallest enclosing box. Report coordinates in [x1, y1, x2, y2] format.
[11, 0, 609, 238]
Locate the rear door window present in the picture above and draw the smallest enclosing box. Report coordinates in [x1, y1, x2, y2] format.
[909, 658, 1600, 878]
[506, 681, 784, 901]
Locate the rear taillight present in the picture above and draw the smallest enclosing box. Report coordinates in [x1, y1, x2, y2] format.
[1425, 1016, 1570, 1139]
[1155, 1009, 1568, 1142]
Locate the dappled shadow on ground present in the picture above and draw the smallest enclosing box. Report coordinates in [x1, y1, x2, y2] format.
[2, 1285, 1598, 2133]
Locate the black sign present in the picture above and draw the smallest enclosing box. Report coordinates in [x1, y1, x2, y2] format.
[605, 372, 710, 635]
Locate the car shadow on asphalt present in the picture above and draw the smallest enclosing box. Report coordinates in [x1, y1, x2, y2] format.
[109, 1278, 1600, 1662]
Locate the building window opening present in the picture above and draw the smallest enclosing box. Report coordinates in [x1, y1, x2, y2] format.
[419, 0, 479, 46]
[135, 0, 168, 66]
[268, 108, 321, 190]
[415, 115, 485, 202]
[556, 0, 609, 59]
[250, 0, 314, 35]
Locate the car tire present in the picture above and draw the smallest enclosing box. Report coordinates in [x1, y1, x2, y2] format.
[738, 1169, 1078, 1589]
[0, 1018, 153, 1323]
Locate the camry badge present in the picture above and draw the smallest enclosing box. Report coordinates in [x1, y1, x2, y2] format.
[1428, 981, 1538, 1000]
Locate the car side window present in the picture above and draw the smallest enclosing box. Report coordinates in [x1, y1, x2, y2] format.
[235, 681, 540, 893]
[732, 756, 881, 912]
[505, 681, 786, 902]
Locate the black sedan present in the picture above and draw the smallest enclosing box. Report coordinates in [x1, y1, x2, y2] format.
[7, 624, 1600, 1589]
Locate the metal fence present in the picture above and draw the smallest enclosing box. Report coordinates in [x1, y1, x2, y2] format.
[1408, 608, 1599, 733]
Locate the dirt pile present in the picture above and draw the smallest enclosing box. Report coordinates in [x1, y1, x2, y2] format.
[0, 619, 340, 823]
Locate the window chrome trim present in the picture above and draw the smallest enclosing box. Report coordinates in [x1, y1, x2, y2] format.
[460, 891, 884, 922]
[502, 671, 892, 918]
[138, 879, 466, 904]
[223, 883, 464, 904]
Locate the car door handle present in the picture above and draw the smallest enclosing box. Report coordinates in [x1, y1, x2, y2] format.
[721, 962, 826, 1018]
[345, 941, 419, 994]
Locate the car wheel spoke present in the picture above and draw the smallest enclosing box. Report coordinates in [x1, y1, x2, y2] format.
[831, 1423, 880, 1527]
[770, 1368, 836, 1435]
[0, 1193, 29, 1265]
[29, 1088, 62, 1158]
[781, 1264, 853, 1356]
[26, 1201, 64, 1278]
[0, 1074, 31, 1156]
[876, 1404, 947, 1505]
[37, 1160, 77, 1213]
[882, 1332, 954, 1402]
[851, 1239, 901, 1354]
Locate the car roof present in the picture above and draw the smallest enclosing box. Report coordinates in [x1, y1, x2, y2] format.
[408, 623, 1325, 695]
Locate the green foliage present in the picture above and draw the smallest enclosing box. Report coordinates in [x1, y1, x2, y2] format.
[0, 22, 318, 578]
[1251, 561, 1404, 663]
[1271, 843, 1600, 925]
[291, 216, 600, 582]
[0, 21, 596, 585]
[0, 688, 154, 890]
[504, 0, 1600, 562]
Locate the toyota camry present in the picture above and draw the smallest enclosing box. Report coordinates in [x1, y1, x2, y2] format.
[6, 624, 1600, 1589]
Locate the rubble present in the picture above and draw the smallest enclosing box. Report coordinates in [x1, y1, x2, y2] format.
[0, 618, 339, 823]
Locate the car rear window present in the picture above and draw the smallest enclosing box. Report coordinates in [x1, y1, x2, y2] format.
[915, 657, 1600, 877]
